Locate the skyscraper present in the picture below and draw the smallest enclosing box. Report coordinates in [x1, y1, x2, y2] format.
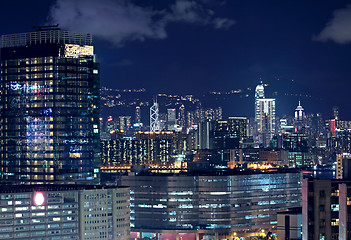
[294, 101, 305, 133]
[135, 105, 141, 125]
[119, 115, 131, 132]
[150, 100, 160, 132]
[167, 108, 176, 131]
[255, 83, 276, 146]
[177, 104, 186, 130]
[0, 28, 100, 184]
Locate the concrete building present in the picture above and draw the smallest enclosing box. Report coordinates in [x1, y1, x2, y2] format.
[302, 178, 351, 240]
[339, 183, 351, 240]
[277, 207, 302, 240]
[0, 185, 130, 240]
[100, 131, 188, 167]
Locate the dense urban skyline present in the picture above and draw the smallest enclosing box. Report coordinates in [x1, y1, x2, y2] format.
[2, 2, 351, 239]
[1, 0, 351, 118]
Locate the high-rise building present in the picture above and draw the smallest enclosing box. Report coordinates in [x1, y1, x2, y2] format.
[150, 100, 160, 132]
[0, 29, 100, 184]
[119, 116, 131, 132]
[295, 101, 304, 122]
[294, 101, 306, 134]
[100, 131, 180, 167]
[254, 83, 276, 146]
[135, 106, 141, 125]
[177, 104, 186, 131]
[333, 106, 339, 120]
[197, 121, 215, 150]
[167, 108, 176, 131]
[106, 116, 115, 132]
[302, 178, 351, 240]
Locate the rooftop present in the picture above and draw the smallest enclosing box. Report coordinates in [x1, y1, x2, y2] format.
[1, 29, 92, 48]
[0, 184, 128, 193]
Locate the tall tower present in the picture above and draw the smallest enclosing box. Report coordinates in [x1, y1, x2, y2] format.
[294, 101, 305, 133]
[177, 104, 186, 130]
[295, 101, 304, 121]
[135, 106, 141, 124]
[167, 108, 176, 131]
[0, 28, 100, 184]
[254, 83, 276, 146]
[333, 106, 339, 120]
[255, 82, 265, 122]
[150, 100, 160, 132]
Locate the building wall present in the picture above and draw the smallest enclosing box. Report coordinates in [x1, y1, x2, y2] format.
[0, 185, 130, 240]
[277, 210, 302, 240]
[0, 30, 100, 185]
[79, 187, 130, 240]
[338, 183, 351, 240]
[302, 179, 343, 240]
[0, 187, 79, 239]
[122, 172, 301, 238]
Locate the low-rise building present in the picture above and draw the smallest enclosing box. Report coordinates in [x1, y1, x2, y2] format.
[121, 171, 302, 239]
[0, 185, 130, 240]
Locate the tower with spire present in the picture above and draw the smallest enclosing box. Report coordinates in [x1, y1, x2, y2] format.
[150, 99, 160, 132]
[294, 101, 305, 133]
[254, 82, 276, 147]
[295, 101, 304, 121]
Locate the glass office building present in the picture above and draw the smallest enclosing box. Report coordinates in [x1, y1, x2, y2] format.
[122, 172, 301, 239]
[0, 29, 100, 184]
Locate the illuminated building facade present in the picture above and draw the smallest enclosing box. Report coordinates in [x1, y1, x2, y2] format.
[122, 172, 301, 239]
[294, 101, 306, 134]
[294, 101, 304, 122]
[254, 83, 276, 146]
[177, 104, 186, 131]
[150, 101, 160, 132]
[197, 121, 215, 150]
[106, 116, 115, 133]
[135, 106, 141, 125]
[100, 131, 188, 167]
[302, 178, 351, 240]
[213, 117, 248, 149]
[336, 154, 351, 180]
[167, 108, 176, 131]
[197, 117, 247, 150]
[0, 29, 101, 184]
[0, 185, 130, 240]
[282, 132, 311, 166]
[119, 116, 131, 132]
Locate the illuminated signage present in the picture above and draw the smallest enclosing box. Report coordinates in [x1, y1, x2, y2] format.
[8, 82, 44, 92]
[33, 192, 45, 206]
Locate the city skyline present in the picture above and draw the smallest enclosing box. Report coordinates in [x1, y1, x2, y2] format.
[0, 1, 351, 117]
[2, 2, 351, 239]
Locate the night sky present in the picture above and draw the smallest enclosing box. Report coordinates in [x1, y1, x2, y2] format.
[1, 0, 351, 118]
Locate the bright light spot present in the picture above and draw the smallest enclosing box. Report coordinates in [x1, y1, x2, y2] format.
[34, 192, 45, 206]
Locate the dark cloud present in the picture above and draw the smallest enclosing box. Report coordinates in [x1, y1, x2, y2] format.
[315, 5, 351, 44]
[47, 0, 235, 47]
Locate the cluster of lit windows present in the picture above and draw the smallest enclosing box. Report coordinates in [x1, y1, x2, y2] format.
[1, 49, 100, 184]
[124, 173, 301, 232]
[101, 138, 174, 166]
